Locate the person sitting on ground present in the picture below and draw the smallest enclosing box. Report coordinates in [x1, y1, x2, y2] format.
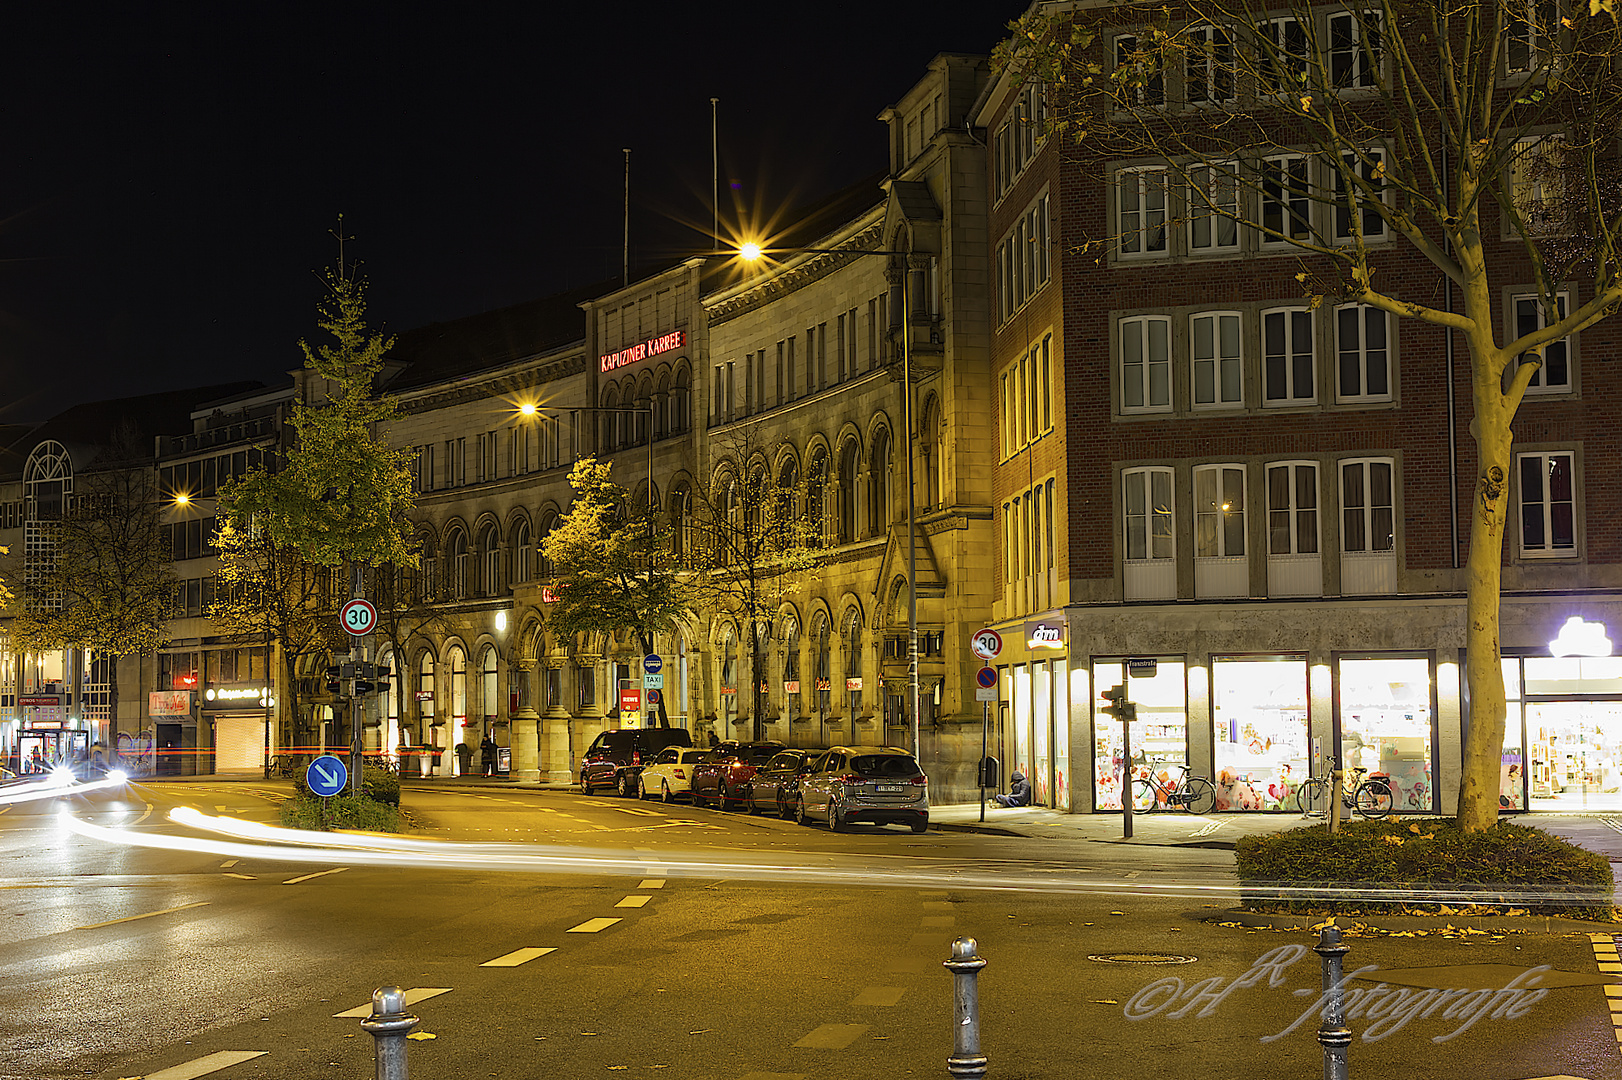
[994, 771, 1032, 807]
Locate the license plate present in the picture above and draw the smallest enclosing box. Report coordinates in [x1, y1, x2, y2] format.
[876, 784, 905, 793]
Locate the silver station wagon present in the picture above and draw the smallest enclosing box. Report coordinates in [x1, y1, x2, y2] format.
[791, 746, 929, 833]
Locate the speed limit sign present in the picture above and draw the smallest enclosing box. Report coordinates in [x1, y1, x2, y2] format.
[970, 628, 1003, 661]
[340, 598, 378, 637]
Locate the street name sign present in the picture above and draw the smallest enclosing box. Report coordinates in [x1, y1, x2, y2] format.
[306, 755, 348, 797]
[340, 599, 378, 637]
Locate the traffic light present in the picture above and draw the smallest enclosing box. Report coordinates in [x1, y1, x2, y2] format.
[354, 677, 374, 695]
[325, 665, 342, 696]
[1100, 685, 1136, 722]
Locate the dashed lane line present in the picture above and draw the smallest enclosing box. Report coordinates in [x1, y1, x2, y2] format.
[615, 895, 652, 908]
[737, 1074, 805, 1080]
[638, 878, 666, 889]
[223, 873, 257, 880]
[141, 1050, 267, 1079]
[283, 867, 349, 885]
[791, 1023, 870, 1049]
[851, 986, 906, 1006]
[566, 917, 623, 933]
[76, 901, 210, 930]
[482, 947, 557, 967]
[220, 860, 237, 868]
[333, 987, 452, 1018]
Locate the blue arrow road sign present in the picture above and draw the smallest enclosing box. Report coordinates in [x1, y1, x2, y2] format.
[306, 755, 348, 797]
[643, 654, 663, 675]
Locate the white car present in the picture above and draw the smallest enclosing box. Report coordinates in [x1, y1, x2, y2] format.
[636, 746, 713, 803]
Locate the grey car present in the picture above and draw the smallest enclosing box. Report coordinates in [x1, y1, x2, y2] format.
[791, 746, 929, 833]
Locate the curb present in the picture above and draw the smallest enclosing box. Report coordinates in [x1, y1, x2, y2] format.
[1206, 906, 1622, 936]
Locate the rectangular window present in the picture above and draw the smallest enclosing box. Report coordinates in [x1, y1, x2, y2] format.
[1194, 464, 1247, 557]
[1118, 169, 1167, 257]
[1257, 17, 1308, 94]
[1120, 315, 1172, 412]
[1514, 292, 1570, 391]
[1260, 155, 1311, 244]
[1185, 24, 1235, 104]
[1518, 451, 1575, 555]
[1510, 136, 1567, 234]
[1188, 162, 1238, 251]
[1267, 462, 1319, 554]
[1335, 150, 1388, 240]
[421, 444, 435, 491]
[1507, 0, 1558, 74]
[778, 340, 789, 402]
[816, 322, 828, 389]
[1335, 304, 1391, 400]
[1115, 35, 1165, 107]
[1263, 308, 1315, 404]
[1124, 467, 1175, 561]
[1340, 458, 1394, 552]
[1328, 11, 1382, 89]
[997, 193, 1051, 322]
[1191, 311, 1243, 408]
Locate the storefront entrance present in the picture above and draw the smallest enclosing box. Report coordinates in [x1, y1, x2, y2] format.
[1505, 655, 1622, 812]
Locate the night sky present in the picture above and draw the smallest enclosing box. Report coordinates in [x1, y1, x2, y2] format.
[0, 4, 1027, 423]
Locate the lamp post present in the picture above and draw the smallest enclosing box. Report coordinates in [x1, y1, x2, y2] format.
[737, 243, 925, 757]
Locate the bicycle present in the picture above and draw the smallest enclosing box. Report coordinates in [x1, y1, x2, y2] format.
[1130, 763, 1217, 814]
[266, 754, 297, 779]
[1295, 758, 1394, 818]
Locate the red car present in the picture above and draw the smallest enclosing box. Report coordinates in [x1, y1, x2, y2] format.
[690, 741, 785, 809]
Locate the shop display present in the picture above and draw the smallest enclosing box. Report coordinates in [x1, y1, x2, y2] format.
[1093, 660, 1186, 810]
[1212, 657, 1309, 811]
[1339, 657, 1435, 813]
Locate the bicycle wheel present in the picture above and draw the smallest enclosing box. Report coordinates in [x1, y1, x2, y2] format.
[1130, 778, 1160, 811]
[1354, 779, 1394, 817]
[1182, 778, 1216, 814]
[1295, 778, 1328, 816]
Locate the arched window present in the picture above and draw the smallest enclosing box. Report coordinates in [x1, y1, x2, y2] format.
[512, 518, 532, 585]
[719, 624, 738, 730]
[479, 524, 502, 596]
[479, 646, 498, 722]
[920, 395, 942, 510]
[601, 387, 620, 450]
[419, 654, 436, 721]
[634, 378, 653, 445]
[448, 646, 467, 724]
[672, 366, 691, 433]
[869, 427, 891, 535]
[450, 531, 470, 600]
[843, 610, 864, 717]
[813, 612, 831, 714]
[807, 448, 828, 547]
[24, 440, 73, 521]
[780, 615, 800, 726]
[776, 458, 799, 530]
[654, 372, 671, 439]
[838, 439, 860, 544]
[669, 486, 690, 560]
[418, 536, 438, 602]
[537, 511, 557, 580]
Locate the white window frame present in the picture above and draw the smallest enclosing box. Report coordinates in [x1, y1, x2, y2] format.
[1334, 149, 1389, 241]
[1510, 135, 1568, 235]
[1262, 307, 1316, 405]
[1513, 291, 1571, 393]
[1327, 9, 1382, 90]
[997, 192, 1051, 321]
[1517, 451, 1576, 557]
[1256, 17, 1308, 96]
[1123, 467, 1176, 562]
[1334, 304, 1392, 402]
[1339, 458, 1395, 553]
[1194, 464, 1247, 558]
[1117, 168, 1168, 258]
[1266, 461, 1320, 555]
[1259, 154, 1312, 246]
[1185, 23, 1236, 105]
[1115, 34, 1165, 108]
[1190, 311, 1244, 409]
[1120, 315, 1173, 413]
[1506, 0, 1559, 75]
[1188, 161, 1239, 252]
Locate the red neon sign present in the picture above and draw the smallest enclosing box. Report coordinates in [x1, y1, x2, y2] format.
[600, 329, 685, 373]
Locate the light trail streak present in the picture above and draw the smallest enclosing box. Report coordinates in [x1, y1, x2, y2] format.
[63, 809, 1614, 909]
[0, 772, 128, 806]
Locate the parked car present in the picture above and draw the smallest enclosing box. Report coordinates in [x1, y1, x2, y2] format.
[791, 746, 929, 832]
[690, 740, 785, 809]
[744, 747, 828, 817]
[579, 728, 694, 797]
[636, 746, 713, 802]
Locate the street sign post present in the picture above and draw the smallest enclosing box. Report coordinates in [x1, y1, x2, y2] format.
[970, 628, 1003, 661]
[643, 654, 663, 675]
[973, 665, 1001, 820]
[642, 672, 664, 689]
[306, 754, 348, 797]
[340, 599, 378, 637]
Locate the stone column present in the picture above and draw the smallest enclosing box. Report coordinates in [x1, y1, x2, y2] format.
[511, 658, 540, 782]
[540, 655, 573, 783]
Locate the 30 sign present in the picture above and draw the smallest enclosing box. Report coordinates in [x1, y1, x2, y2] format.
[340, 599, 378, 636]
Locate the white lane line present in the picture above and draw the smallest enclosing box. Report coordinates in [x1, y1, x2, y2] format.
[919, 916, 955, 927]
[142, 1050, 268, 1079]
[333, 987, 452, 1018]
[134, 802, 153, 825]
[75, 901, 210, 930]
[615, 895, 651, 908]
[612, 806, 663, 816]
[283, 867, 349, 885]
[482, 947, 557, 967]
[737, 1073, 805, 1080]
[223, 873, 257, 880]
[851, 986, 906, 1006]
[637, 878, 666, 889]
[566, 917, 622, 933]
[220, 860, 238, 868]
[791, 1023, 870, 1049]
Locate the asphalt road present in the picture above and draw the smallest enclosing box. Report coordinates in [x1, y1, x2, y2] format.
[1, 778, 1619, 1080]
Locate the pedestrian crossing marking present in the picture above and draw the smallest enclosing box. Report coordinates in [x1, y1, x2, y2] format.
[612, 806, 664, 816]
[333, 987, 451, 1017]
[482, 947, 557, 967]
[566, 917, 622, 933]
[851, 986, 906, 1006]
[283, 867, 349, 884]
[791, 1023, 870, 1049]
[638, 878, 666, 889]
[141, 1050, 267, 1079]
[615, 895, 651, 908]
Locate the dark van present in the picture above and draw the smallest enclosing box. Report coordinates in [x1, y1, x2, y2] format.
[580, 728, 694, 797]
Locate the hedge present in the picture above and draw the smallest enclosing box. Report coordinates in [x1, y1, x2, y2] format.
[280, 792, 400, 832]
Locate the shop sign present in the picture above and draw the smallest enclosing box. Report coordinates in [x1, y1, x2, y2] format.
[815, 678, 831, 691]
[205, 686, 267, 702]
[415, 691, 434, 702]
[846, 677, 864, 691]
[784, 680, 800, 694]
[541, 585, 561, 604]
[601, 329, 685, 373]
[17, 695, 64, 708]
[1025, 619, 1065, 650]
[150, 691, 192, 716]
[720, 686, 737, 695]
[619, 687, 642, 713]
[1126, 658, 1159, 678]
[1549, 615, 1612, 658]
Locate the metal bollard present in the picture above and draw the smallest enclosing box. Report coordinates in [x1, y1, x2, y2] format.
[942, 936, 988, 1079]
[360, 986, 421, 1080]
[1314, 927, 1352, 1080]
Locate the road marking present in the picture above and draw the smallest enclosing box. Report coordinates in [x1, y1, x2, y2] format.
[482, 947, 557, 967]
[223, 873, 257, 880]
[141, 1050, 268, 1079]
[792, 1023, 870, 1049]
[284, 867, 349, 884]
[615, 895, 651, 908]
[333, 987, 452, 1018]
[567, 917, 622, 933]
[612, 806, 664, 816]
[134, 802, 154, 825]
[737, 1074, 805, 1080]
[920, 916, 955, 927]
[638, 878, 666, 889]
[76, 901, 210, 930]
[851, 986, 906, 1006]
[220, 860, 238, 868]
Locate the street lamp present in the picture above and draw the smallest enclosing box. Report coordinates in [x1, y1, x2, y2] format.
[736, 242, 926, 758]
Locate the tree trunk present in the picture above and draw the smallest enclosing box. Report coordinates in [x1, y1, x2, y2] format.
[751, 630, 766, 743]
[1457, 410, 1514, 831]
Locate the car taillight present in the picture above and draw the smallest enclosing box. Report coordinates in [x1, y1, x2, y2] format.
[731, 763, 749, 773]
[909, 775, 928, 785]
[839, 773, 862, 784]
[674, 768, 686, 779]
[632, 750, 641, 765]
